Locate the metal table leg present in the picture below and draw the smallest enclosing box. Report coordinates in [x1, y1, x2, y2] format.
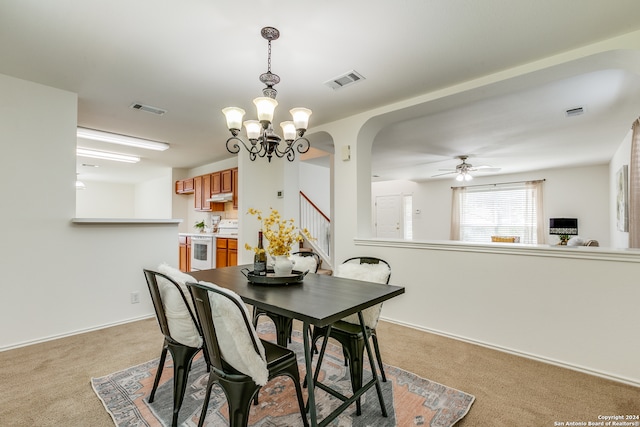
[302, 322, 317, 427]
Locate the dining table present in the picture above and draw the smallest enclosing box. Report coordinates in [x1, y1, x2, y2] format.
[190, 264, 405, 427]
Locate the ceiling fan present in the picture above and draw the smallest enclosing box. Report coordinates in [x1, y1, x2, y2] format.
[432, 156, 501, 181]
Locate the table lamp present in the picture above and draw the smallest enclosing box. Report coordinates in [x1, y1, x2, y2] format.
[549, 218, 578, 245]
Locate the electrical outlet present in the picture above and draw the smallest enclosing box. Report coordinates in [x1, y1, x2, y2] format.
[130, 292, 140, 304]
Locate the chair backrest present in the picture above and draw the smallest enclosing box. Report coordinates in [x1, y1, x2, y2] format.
[336, 257, 391, 329]
[187, 281, 269, 385]
[143, 269, 202, 347]
[291, 251, 321, 273]
[342, 256, 391, 284]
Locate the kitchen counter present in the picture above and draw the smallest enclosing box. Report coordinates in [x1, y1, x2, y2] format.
[179, 232, 238, 238]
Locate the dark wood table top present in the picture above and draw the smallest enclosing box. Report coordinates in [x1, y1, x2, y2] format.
[190, 265, 405, 328]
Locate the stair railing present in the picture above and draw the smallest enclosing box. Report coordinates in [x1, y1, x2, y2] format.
[299, 191, 331, 264]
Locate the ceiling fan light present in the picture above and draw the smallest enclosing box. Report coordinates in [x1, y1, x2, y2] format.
[464, 173, 474, 181]
[222, 107, 245, 131]
[253, 97, 278, 123]
[456, 174, 464, 182]
[290, 107, 312, 130]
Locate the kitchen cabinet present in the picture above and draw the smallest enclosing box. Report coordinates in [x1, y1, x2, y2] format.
[216, 238, 238, 268]
[176, 168, 237, 211]
[175, 178, 194, 194]
[179, 235, 191, 272]
[211, 172, 221, 194]
[221, 169, 233, 193]
[232, 167, 238, 209]
[194, 174, 224, 212]
[228, 237, 238, 266]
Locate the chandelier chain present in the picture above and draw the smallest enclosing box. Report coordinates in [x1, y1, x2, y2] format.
[223, 26, 311, 162]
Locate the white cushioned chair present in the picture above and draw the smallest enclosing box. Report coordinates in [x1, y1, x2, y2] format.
[143, 266, 208, 427]
[309, 256, 391, 416]
[188, 281, 309, 427]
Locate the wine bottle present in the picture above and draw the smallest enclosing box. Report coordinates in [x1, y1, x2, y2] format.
[254, 230, 267, 276]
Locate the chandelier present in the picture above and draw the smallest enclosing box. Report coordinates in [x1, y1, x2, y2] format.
[222, 27, 312, 162]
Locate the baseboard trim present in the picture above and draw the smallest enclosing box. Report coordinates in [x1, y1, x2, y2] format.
[0, 314, 155, 352]
[380, 316, 640, 388]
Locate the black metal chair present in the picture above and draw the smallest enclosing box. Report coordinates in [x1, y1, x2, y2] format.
[309, 257, 391, 415]
[252, 251, 321, 347]
[188, 281, 309, 427]
[143, 269, 207, 427]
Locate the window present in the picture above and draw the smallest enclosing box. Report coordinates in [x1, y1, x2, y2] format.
[451, 181, 544, 244]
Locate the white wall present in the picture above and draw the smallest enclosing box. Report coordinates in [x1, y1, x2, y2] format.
[76, 173, 172, 219]
[135, 173, 172, 218]
[0, 73, 177, 350]
[355, 239, 640, 386]
[300, 161, 331, 215]
[374, 164, 610, 246]
[76, 181, 135, 218]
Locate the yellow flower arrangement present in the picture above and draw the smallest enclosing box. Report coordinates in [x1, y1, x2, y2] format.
[245, 208, 313, 257]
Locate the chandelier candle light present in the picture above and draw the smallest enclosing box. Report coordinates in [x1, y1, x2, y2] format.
[223, 27, 312, 162]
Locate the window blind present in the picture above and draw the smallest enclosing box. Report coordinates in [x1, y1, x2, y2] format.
[457, 182, 540, 244]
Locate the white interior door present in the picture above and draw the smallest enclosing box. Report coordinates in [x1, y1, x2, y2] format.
[375, 195, 403, 238]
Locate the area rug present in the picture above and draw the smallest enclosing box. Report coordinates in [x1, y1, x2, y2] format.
[91, 323, 474, 426]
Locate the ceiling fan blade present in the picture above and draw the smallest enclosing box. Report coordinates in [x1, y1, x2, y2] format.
[472, 166, 501, 172]
[431, 171, 456, 177]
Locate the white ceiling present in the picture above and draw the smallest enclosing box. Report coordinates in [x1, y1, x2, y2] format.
[2, 1, 640, 183]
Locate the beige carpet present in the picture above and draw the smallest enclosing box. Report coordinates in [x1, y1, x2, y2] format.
[1, 317, 639, 426]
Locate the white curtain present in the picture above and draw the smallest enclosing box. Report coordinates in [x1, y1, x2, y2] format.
[450, 186, 465, 240]
[527, 180, 545, 243]
[629, 118, 640, 248]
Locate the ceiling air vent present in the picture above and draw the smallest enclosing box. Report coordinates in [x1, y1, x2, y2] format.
[324, 70, 365, 90]
[130, 102, 167, 115]
[565, 106, 585, 117]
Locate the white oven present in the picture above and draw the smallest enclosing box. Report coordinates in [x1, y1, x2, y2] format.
[190, 235, 215, 271]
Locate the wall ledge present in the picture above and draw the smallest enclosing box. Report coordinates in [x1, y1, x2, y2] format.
[354, 237, 640, 263]
[71, 218, 182, 225]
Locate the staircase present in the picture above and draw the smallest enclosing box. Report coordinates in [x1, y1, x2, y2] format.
[299, 191, 332, 274]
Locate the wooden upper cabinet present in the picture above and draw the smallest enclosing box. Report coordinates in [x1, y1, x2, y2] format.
[177, 169, 236, 211]
[211, 172, 221, 195]
[221, 169, 233, 193]
[203, 174, 211, 204]
[232, 168, 238, 209]
[175, 178, 194, 194]
[183, 178, 194, 192]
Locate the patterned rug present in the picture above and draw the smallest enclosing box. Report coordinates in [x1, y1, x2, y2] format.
[91, 323, 474, 426]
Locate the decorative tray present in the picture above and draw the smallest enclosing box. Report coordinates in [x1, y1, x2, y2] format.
[241, 268, 308, 285]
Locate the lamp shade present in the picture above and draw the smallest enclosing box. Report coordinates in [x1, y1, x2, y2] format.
[253, 97, 278, 122]
[222, 107, 245, 130]
[549, 218, 578, 235]
[243, 120, 262, 140]
[290, 107, 312, 130]
[280, 121, 296, 141]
